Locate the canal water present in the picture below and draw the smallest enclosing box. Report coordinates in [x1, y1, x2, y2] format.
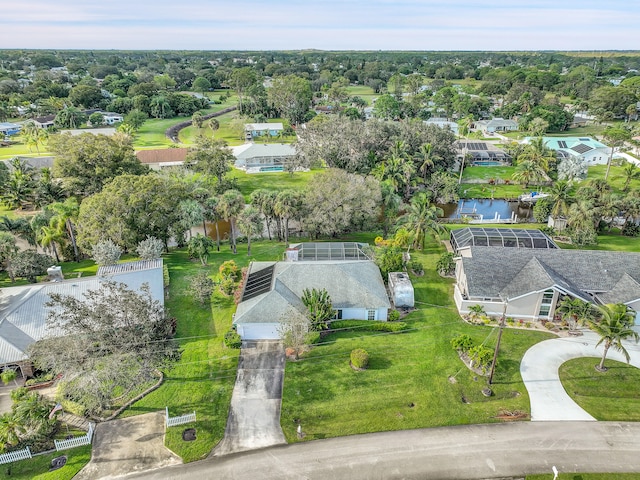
[438, 199, 534, 221]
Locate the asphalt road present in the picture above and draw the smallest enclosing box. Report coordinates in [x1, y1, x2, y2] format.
[126, 421, 640, 480]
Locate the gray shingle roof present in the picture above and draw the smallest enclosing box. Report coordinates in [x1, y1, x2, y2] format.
[234, 260, 390, 325]
[462, 247, 640, 303]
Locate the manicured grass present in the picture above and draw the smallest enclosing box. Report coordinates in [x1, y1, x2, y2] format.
[119, 241, 286, 462]
[527, 474, 640, 480]
[461, 166, 516, 182]
[345, 85, 377, 105]
[558, 231, 640, 252]
[559, 357, 640, 421]
[280, 235, 554, 443]
[459, 183, 528, 199]
[583, 164, 640, 193]
[0, 445, 91, 480]
[229, 168, 318, 200]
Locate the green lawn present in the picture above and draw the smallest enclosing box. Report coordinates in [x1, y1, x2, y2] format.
[583, 164, 640, 193]
[229, 168, 317, 200]
[345, 85, 377, 105]
[119, 241, 286, 462]
[0, 445, 91, 480]
[280, 235, 554, 442]
[459, 183, 528, 199]
[461, 166, 516, 182]
[558, 230, 640, 252]
[559, 357, 640, 421]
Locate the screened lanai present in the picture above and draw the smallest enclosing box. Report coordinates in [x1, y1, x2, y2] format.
[451, 227, 558, 254]
[285, 242, 371, 261]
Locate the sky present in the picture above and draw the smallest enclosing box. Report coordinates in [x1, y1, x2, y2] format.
[1, 0, 639, 51]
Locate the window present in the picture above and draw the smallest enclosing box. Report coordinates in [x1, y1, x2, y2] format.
[333, 309, 343, 320]
[367, 309, 376, 320]
[538, 289, 554, 317]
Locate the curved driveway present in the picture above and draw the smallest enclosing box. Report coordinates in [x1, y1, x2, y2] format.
[521, 329, 640, 421]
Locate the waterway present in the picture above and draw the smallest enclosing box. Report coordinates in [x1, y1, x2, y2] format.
[438, 199, 534, 221]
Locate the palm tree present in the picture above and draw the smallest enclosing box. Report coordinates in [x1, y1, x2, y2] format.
[548, 180, 574, 218]
[568, 200, 599, 232]
[250, 189, 277, 240]
[380, 180, 402, 237]
[38, 223, 63, 262]
[556, 297, 593, 331]
[50, 197, 80, 262]
[589, 303, 639, 371]
[275, 190, 303, 245]
[0, 413, 24, 450]
[204, 196, 223, 251]
[511, 160, 545, 188]
[219, 190, 245, 254]
[396, 192, 444, 250]
[519, 137, 555, 173]
[602, 127, 631, 181]
[623, 162, 640, 191]
[416, 143, 435, 181]
[467, 304, 486, 323]
[236, 205, 263, 256]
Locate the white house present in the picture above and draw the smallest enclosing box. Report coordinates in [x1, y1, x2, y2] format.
[244, 122, 284, 140]
[454, 247, 640, 322]
[475, 118, 518, 133]
[0, 259, 165, 373]
[425, 117, 459, 135]
[231, 143, 295, 171]
[234, 243, 391, 340]
[523, 136, 617, 166]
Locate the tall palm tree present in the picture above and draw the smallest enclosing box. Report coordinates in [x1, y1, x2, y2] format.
[511, 160, 545, 188]
[38, 223, 63, 262]
[204, 196, 223, 252]
[589, 303, 639, 371]
[548, 180, 574, 218]
[275, 190, 303, 245]
[50, 197, 80, 262]
[380, 180, 402, 237]
[219, 190, 245, 254]
[396, 192, 444, 250]
[623, 162, 640, 191]
[416, 143, 435, 181]
[250, 189, 277, 241]
[236, 205, 263, 256]
[519, 137, 555, 174]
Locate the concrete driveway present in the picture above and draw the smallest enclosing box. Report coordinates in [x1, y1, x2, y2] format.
[521, 329, 640, 421]
[212, 340, 286, 456]
[75, 411, 181, 480]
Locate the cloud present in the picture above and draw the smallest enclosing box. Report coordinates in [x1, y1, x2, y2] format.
[1, 0, 638, 50]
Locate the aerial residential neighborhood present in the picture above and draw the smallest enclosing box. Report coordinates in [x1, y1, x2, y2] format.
[2, 4, 640, 479]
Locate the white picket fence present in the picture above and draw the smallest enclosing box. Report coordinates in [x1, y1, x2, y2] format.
[54, 422, 94, 451]
[0, 446, 32, 465]
[165, 407, 196, 427]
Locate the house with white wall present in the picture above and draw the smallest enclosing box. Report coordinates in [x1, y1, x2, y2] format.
[234, 243, 391, 339]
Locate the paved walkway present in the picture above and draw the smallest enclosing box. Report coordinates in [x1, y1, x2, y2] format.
[212, 340, 287, 456]
[75, 411, 181, 480]
[521, 328, 640, 421]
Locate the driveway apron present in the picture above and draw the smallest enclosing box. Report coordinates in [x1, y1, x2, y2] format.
[213, 340, 286, 456]
[521, 329, 640, 421]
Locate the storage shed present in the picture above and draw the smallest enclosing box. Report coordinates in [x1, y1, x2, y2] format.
[388, 272, 414, 308]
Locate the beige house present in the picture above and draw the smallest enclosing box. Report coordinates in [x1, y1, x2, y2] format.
[454, 247, 640, 322]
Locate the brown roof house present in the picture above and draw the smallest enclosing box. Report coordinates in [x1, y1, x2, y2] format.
[136, 148, 189, 170]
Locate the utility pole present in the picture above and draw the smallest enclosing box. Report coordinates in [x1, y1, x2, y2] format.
[488, 299, 508, 385]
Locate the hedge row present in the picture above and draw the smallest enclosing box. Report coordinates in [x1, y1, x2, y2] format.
[329, 320, 408, 333]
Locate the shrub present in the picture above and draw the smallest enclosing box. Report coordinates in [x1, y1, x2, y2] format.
[409, 261, 424, 275]
[468, 345, 493, 373]
[304, 331, 321, 345]
[545, 322, 556, 330]
[350, 349, 369, 369]
[388, 310, 401, 322]
[622, 223, 640, 237]
[136, 235, 164, 260]
[224, 331, 242, 349]
[163, 264, 170, 288]
[450, 334, 473, 352]
[91, 239, 122, 266]
[330, 320, 408, 333]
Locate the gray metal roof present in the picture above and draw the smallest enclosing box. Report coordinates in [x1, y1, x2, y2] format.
[0, 260, 165, 366]
[462, 247, 640, 303]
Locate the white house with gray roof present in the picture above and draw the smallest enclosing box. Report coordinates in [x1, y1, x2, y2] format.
[231, 143, 295, 171]
[0, 259, 164, 373]
[234, 243, 390, 339]
[454, 247, 640, 322]
[523, 136, 616, 166]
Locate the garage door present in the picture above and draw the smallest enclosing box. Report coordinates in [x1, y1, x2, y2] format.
[237, 323, 281, 340]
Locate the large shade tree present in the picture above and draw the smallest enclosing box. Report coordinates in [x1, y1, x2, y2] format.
[28, 282, 179, 415]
